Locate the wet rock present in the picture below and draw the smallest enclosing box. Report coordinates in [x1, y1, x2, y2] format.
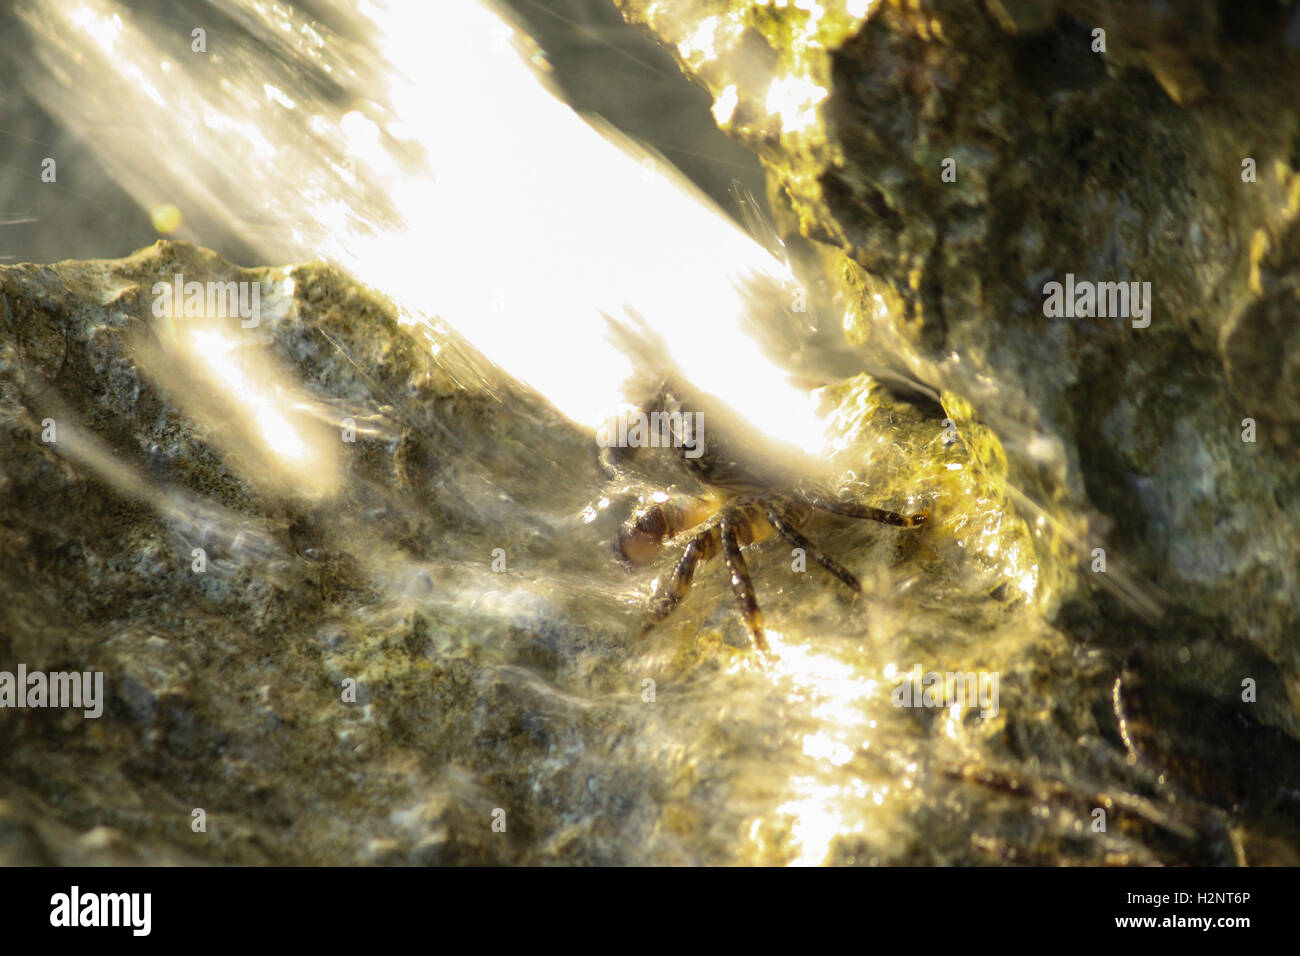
[1, 175, 1295, 869]
[0, 241, 611, 864]
[0, 237, 1048, 864]
[616, 0, 1300, 824]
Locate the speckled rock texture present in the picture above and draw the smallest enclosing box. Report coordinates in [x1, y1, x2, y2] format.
[0, 242, 599, 864]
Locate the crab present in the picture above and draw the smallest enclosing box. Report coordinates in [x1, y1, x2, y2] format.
[602, 380, 929, 651]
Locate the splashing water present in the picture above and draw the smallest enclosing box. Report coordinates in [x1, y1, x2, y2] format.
[15, 0, 829, 447]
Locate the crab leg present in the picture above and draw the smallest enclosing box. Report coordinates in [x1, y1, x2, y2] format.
[646, 525, 717, 624]
[720, 511, 768, 651]
[806, 494, 929, 527]
[762, 504, 862, 595]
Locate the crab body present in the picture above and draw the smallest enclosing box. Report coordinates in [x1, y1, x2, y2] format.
[606, 382, 928, 651]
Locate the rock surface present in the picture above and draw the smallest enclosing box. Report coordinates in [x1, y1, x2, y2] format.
[2, 235, 1298, 865]
[6, 0, 1300, 862]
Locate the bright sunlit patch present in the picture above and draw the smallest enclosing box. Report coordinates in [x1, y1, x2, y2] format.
[71, 3, 121, 49]
[139, 321, 342, 500]
[677, 15, 718, 63]
[774, 775, 882, 866]
[1018, 567, 1038, 598]
[711, 84, 739, 125]
[765, 74, 828, 134]
[791, 0, 828, 46]
[777, 777, 857, 866]
[802, 731, 853, 766]
[181, 329, 312, 466]
[748, 629, 896, 864]
[263, 83, 296, 110]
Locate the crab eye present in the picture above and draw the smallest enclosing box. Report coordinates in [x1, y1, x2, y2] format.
[618, 522, 664, 565]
